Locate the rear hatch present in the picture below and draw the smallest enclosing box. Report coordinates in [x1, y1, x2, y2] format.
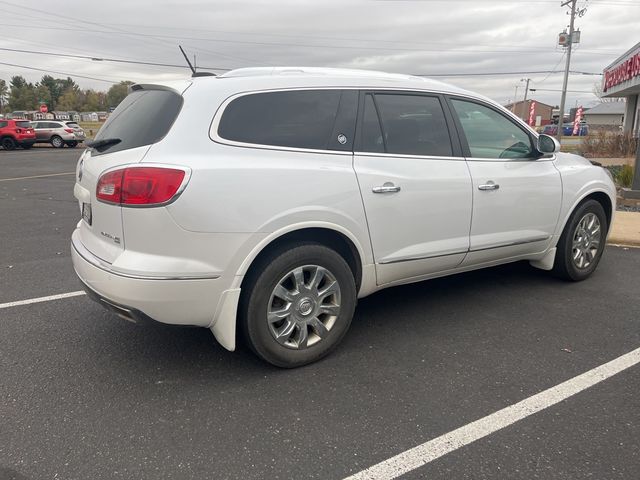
[74, 85, 186, 263]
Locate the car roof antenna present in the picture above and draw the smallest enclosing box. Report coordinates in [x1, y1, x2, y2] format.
[179, 45, 216, 77]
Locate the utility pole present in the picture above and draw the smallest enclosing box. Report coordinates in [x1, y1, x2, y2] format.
[521, 78, 531, 120]
[557, 0, 578, 142]
[511, 85, 519, 112]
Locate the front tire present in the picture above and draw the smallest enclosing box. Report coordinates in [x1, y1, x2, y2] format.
[240, 243, 356, 368]
[50, 136, 64, 148]
[552, 199, 607, 281]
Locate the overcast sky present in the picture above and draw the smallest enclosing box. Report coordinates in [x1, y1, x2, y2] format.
[1, 0, 638, 110]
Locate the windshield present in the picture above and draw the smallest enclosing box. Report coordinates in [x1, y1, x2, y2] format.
[92, 88, 183, 156]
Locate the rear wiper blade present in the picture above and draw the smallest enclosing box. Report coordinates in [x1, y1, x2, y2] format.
[86, 137, 121, 151]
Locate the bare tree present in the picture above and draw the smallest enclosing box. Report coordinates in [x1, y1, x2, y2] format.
[593, 81, 624, 103]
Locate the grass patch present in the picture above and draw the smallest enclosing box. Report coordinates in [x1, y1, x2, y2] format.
[78, 121, 103, 139]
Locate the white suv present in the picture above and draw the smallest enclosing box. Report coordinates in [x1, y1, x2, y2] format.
[71, 67, 616, 367]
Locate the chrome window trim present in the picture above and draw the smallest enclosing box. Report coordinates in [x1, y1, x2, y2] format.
[209, 86, 494, 156]
[464, 155, 556, 163]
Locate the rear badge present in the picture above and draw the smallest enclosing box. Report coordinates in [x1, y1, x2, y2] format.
[337, 133, 347, 145]
[101, 231, 121, 245]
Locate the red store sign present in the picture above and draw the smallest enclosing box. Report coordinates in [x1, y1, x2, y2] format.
[603, 50, 640, 92]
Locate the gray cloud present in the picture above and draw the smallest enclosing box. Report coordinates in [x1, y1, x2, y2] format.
[1, 0, 638, 109]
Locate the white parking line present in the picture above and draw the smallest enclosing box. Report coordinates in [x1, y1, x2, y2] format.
[0, 291, 85, 309]
[345, 346, 640, 480]
[0, 172, 76, 182]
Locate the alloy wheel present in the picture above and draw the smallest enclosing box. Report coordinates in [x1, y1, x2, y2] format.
[267, 265, 341, 349]
[571, 212, 601, 269]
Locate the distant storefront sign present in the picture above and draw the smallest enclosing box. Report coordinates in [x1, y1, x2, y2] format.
[603, 49, 640, 93]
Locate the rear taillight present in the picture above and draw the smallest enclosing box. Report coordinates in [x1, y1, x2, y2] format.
[64, 128, 75, 133]
[96, 167, 186, 206]
[15, 128, 22, 133]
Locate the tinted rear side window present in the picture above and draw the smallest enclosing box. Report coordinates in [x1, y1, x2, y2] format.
[374, 94, 453, 157]
[218, 90, 345, 150]
[0, 121, 8, 128]
[92, 89, 183, 156]
[16, 121, 31, 128]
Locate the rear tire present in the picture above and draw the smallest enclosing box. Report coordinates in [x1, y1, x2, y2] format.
[51, 136, 64, 148]
[240, 243, 356, 368]
[552, 199, 607, 281]
[1, 137, 16, 150]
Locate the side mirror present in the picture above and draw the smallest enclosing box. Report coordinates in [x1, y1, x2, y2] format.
[537, 134, 560, 154]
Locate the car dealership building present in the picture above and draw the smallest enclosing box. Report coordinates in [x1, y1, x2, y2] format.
[602, 41, 640, 136]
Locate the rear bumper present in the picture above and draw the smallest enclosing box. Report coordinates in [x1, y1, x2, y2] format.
[71, 228, 224, 328]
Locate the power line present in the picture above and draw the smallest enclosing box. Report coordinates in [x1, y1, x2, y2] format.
[0, 47, 231, 71]
[529, 88, 595, 93]
[0, 1, 264, 67]
[0, 61, 119, 84]
[413, 70, 601, 77]
[0, 22, 568, 55]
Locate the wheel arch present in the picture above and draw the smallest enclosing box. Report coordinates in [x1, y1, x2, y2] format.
[568, 190, 614, 234]
[238, 225, 365, 294]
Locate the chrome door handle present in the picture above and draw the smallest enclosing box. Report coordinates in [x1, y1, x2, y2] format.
[478, 182, 499, 191]
[372, 183, 401, 194]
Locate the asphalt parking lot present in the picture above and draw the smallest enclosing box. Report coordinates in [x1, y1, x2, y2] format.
[1, 148, 639, 480]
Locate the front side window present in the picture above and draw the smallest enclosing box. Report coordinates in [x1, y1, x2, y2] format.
[361, 93, 453, 157]
[451, 99, 534, 159]
[218, 90, 348, 151]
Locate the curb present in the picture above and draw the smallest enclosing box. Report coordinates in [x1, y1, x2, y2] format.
[607, 240, 640, 248]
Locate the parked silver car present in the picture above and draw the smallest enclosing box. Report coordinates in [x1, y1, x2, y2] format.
[32, 120, 85, 148]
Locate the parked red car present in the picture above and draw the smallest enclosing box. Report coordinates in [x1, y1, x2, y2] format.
[0, 119, 36, 150]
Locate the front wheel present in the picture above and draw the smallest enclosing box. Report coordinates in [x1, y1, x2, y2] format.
[240, 243, 356, 368]
[552, 199, 607, 281]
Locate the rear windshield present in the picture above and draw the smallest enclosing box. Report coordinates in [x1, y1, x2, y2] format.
[66, 122, 80, 127]
[16, 121, 31, 128]
[91, 88, 183, 156]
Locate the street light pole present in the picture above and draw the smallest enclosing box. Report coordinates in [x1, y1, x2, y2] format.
[522, 78, 531, 120]
[512, 85, 519, 112]
[557, 0, 577, 142]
